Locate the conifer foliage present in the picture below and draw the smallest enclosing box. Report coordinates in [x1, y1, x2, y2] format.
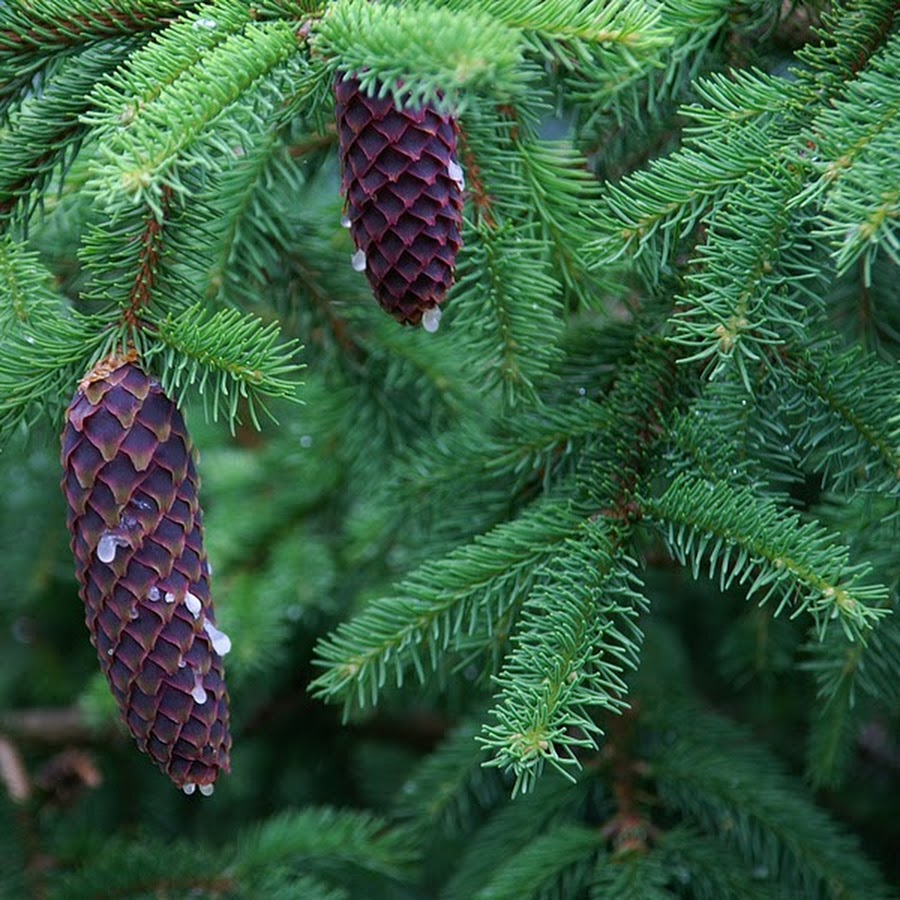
[0, 0, 899, 898]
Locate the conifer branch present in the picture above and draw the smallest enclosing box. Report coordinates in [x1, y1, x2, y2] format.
[480, 532, 647, 793]
[0, 41, 132, 223]
[645, 474, 890, 641]
[795, 35, 900, 277]
[393, 721, 500, 835]
[314, 0, 526, 112]
[469, 824, 601, 900]
[649, 704, 896, 900]
[451, 223, 563, 403]
[310, 498, 591, 711]
[0, 240, 105, 439]
[778, 341, 900, 493]
[0, 1, 185, 58]
[145, 304, 302, 426]
[230, 808, 418, 883]
[668, 170, 811, 385]
[87, 18, 303, 212]
[441, 777, 588, 900]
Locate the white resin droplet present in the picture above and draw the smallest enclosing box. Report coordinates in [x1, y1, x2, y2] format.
[185, 591, 202, 619]
[97, 532, 128, 564]
[191, 674, 208, 705]
[448, 159, 465, 190]
[164, 591, 176, 604]
[341, 213, 352, 229]
[148, 586, 160, 602]
[203, 620, 232, 656]
[421, 306, 442, 333]
[106, 647, 114, 656]
[182, 782, 196, 795]
[192, 17, 217, 29]
[199, 783, 215, 797]
[351, 248, 367, 272]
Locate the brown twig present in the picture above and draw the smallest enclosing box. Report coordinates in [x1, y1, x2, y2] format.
[599, 707, 658, 854]
[0, 2, 185, 52]
[457, 125, 497, 230]
[0, 733, 30, 802]
[0, 706, 115, 745]
[123, 184, 173, 328]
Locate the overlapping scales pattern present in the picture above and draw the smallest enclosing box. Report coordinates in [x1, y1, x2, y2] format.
[61, 356, 231, 792]
[335, 75, 464, 326]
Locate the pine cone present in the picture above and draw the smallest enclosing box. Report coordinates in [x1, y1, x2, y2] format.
[60, 355, 231, 794]
[335, 75, 465, 329]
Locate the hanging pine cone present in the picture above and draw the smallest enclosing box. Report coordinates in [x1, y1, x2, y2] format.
[335, 74, 465, 329]
[60, 355, 231, 795]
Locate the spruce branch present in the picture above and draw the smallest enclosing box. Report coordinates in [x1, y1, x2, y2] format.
[314, 0, 526, 112]
[0, 1, 185, 67]
[668, 169, 814, 386]
[480, 530, 648, 793]
[645, 473, 890, 641]
[0, 240, 105, 440]
[86, 17, 303, 213]
[0, 40, 132, 223]
[654, 828, 784, 900]
[441, 776, 589, 900]
[795, 0, 897, 85]
[450, 222, 563, 404]
[586, 67, 799, 274]
[794, 35, 900, 278]
[229, 807, 418, 884]
[777, 340, 900, 494]
[393, 721, 500, 836]
[649, 704, 896, 900]
[803, 615, 900, 787]
[587, 0, 899, 282]
[445, 0, 666, 52]
[144, 304, 302, 426]
[589, 852, 671, 900]
[83, 0, 254, 130]
[310, 498, 591, 712]
[469, 824, 602, 900]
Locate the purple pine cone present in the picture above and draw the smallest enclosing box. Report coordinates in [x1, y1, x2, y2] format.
[335, 75, 465, 328]
[60, 355, 231, 794]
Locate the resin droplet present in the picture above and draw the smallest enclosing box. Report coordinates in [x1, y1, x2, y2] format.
[421, 306, 442, 334]
[351, 248, 367, 272]
[203, 620, 232, 656]
[148, 586, 160, 602]
[97, 532, 129, 564]
[448, 159, 465, 190]
[341, 213, 352, 229]
[182, 782, 196, 795]
[164, 591, 176, 604]
[192, 17, 218, 29]
[185, 591, 202, 619]
[199, 783, 215, 797]
[191, 673, 208, 705]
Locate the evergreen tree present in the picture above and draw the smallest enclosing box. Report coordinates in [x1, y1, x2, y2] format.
[1, 1, 898, 897]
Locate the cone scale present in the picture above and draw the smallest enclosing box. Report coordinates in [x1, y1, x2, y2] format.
[60, 356, 231, 792]
[335, 75, 464, 327]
